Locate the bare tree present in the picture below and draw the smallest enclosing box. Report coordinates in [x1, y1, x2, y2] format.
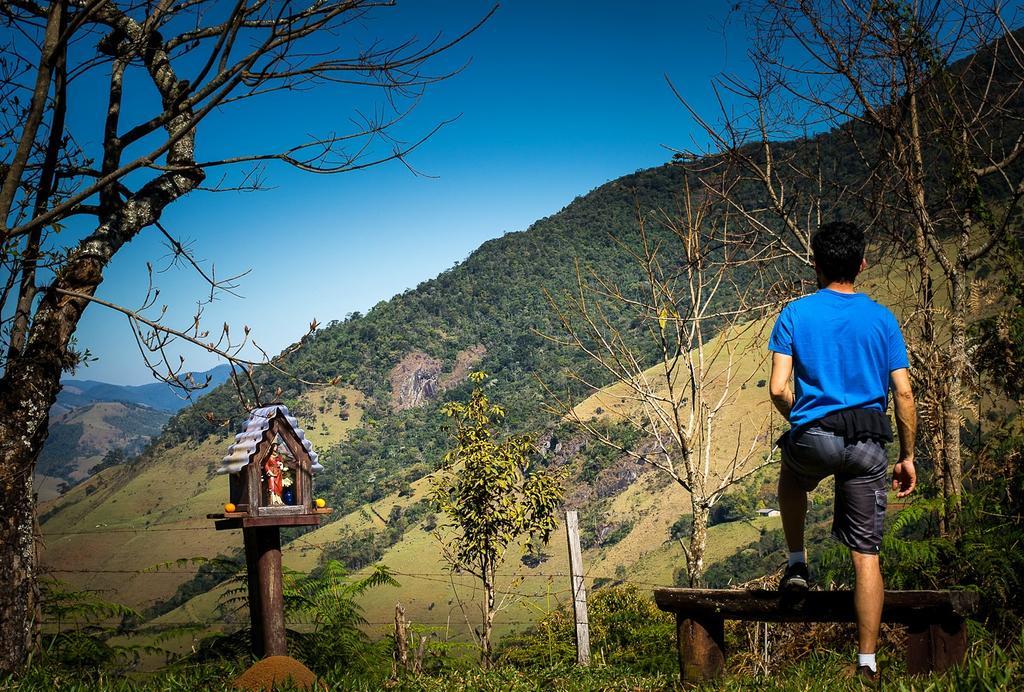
[676, 0, 1024, 534]
[0, 0, 491, 670]
[546, 178, 783, 587]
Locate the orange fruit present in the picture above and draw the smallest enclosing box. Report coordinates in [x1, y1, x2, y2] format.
[224, 502, 236, 513]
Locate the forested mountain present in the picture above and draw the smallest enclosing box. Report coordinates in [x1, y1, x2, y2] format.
[159, 164, 685, 513]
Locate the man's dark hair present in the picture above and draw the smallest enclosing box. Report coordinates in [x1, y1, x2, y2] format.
[811, 221, 865, 283]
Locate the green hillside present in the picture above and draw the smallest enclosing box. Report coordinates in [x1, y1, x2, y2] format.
[35, 402, 170, 501]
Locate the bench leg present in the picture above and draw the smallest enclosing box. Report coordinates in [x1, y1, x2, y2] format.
[906, 618, 967, 674]
[677, 614, 725, 684]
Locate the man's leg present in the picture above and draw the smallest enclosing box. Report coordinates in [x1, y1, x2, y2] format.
[778, 463, 812, 591]
[851, 550, 884, 666]
[779, 463, 808, 555]
[838, 439, 889, 674]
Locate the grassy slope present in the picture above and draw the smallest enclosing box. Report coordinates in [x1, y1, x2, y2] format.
[35, 401, 171, 499]
[38, 386, 363, 610]
[51, 251, 988, 676]
[40, 242, 918, 637]
[39, 126, 989, 671]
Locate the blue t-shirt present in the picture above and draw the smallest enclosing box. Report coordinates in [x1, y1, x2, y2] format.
[768, 288, 909, 430]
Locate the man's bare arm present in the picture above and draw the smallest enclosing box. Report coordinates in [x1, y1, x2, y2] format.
[769, 352, 794, 419]
[890, 368, 917, 497]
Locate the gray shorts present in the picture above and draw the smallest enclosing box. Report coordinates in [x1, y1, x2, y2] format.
[780, 426, 888, 554]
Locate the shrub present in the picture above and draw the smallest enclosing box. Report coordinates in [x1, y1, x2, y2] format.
[498, 585, 675, 675]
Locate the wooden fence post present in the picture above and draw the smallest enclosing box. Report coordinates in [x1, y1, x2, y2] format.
[255, 526, 287, 656]
[394, 603, 409, 675]
[565, 510, 591, 666]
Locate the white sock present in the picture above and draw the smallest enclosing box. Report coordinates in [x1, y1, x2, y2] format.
[788, 550, 805, 566]
[857, 653, 877, 672]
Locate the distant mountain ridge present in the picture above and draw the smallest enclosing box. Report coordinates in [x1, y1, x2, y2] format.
[35, 364, 233, 501]
[35, 401, 172, 501]
[58, 364, 232, 413]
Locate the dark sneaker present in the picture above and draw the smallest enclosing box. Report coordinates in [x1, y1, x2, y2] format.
[857, 665, 879, 683]
[779, 561, 809, 592]
[843, 663, 879, 687]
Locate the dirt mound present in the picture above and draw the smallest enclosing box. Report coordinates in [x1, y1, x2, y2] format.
[233, 655, 318, 690]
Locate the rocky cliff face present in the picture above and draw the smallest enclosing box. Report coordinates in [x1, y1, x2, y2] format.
[388, 352, 443, 411]
[387, 345, 486, 411]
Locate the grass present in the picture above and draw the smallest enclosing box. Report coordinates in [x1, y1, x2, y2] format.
[293, 385, 365, 452]
[6, 631, 1023, 691]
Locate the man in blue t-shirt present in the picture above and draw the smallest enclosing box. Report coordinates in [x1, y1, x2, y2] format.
[767, 221, 917, 681]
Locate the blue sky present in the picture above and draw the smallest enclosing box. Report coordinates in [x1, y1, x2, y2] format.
[70, 1, 756, 384]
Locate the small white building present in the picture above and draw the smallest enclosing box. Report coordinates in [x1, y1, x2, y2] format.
[757, 508, 781, 517]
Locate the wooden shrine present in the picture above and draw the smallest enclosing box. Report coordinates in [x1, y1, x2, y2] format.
[207, 404, 331, 657]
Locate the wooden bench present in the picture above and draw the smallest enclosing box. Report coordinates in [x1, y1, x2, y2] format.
[653, 588, 979, 683]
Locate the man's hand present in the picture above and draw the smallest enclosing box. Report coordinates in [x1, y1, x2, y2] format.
[892, 457, 916, 497]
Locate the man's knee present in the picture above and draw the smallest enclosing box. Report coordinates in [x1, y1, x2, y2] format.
[850, 550, 881, 575]
[779, 463, 804, 493]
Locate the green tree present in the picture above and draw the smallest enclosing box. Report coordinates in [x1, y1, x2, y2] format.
[431, 372, 563, 668]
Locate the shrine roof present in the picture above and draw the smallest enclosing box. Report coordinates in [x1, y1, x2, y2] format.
[217, 404, 323, 475]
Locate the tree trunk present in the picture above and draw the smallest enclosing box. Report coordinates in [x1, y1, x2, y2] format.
[901, 98, 967, 536]
[0, 6, 70, 665]
[687, 508, 709, 588]
[933, 392, 949, 536]
[0, 137, 203, 676]
[941, 267, 968, 532]
[482, 567, 495, 669]
[0, 293, 80, 671]
[0, 418, 47, 672]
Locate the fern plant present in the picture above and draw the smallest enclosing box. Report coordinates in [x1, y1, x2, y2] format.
[35, 578, 148, 672]
[284, 561, 398, 674]
[190, 559, 397, 675]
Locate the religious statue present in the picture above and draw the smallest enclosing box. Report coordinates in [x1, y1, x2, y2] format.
[263, 444, 285, 506]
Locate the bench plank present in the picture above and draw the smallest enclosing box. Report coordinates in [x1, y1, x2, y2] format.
[654, 588, 978, 624]
[655, 588, 978, 683]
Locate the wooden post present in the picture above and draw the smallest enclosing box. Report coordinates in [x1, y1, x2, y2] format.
[242, 527, 264, 657]
[394, 603, 409, 673]
[256, 526, 287, 656]
[565, 510, 591, 666]
[413, 634, 427, 673]
[677, 614, 725, 683]
[907, 618, 968, 674]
